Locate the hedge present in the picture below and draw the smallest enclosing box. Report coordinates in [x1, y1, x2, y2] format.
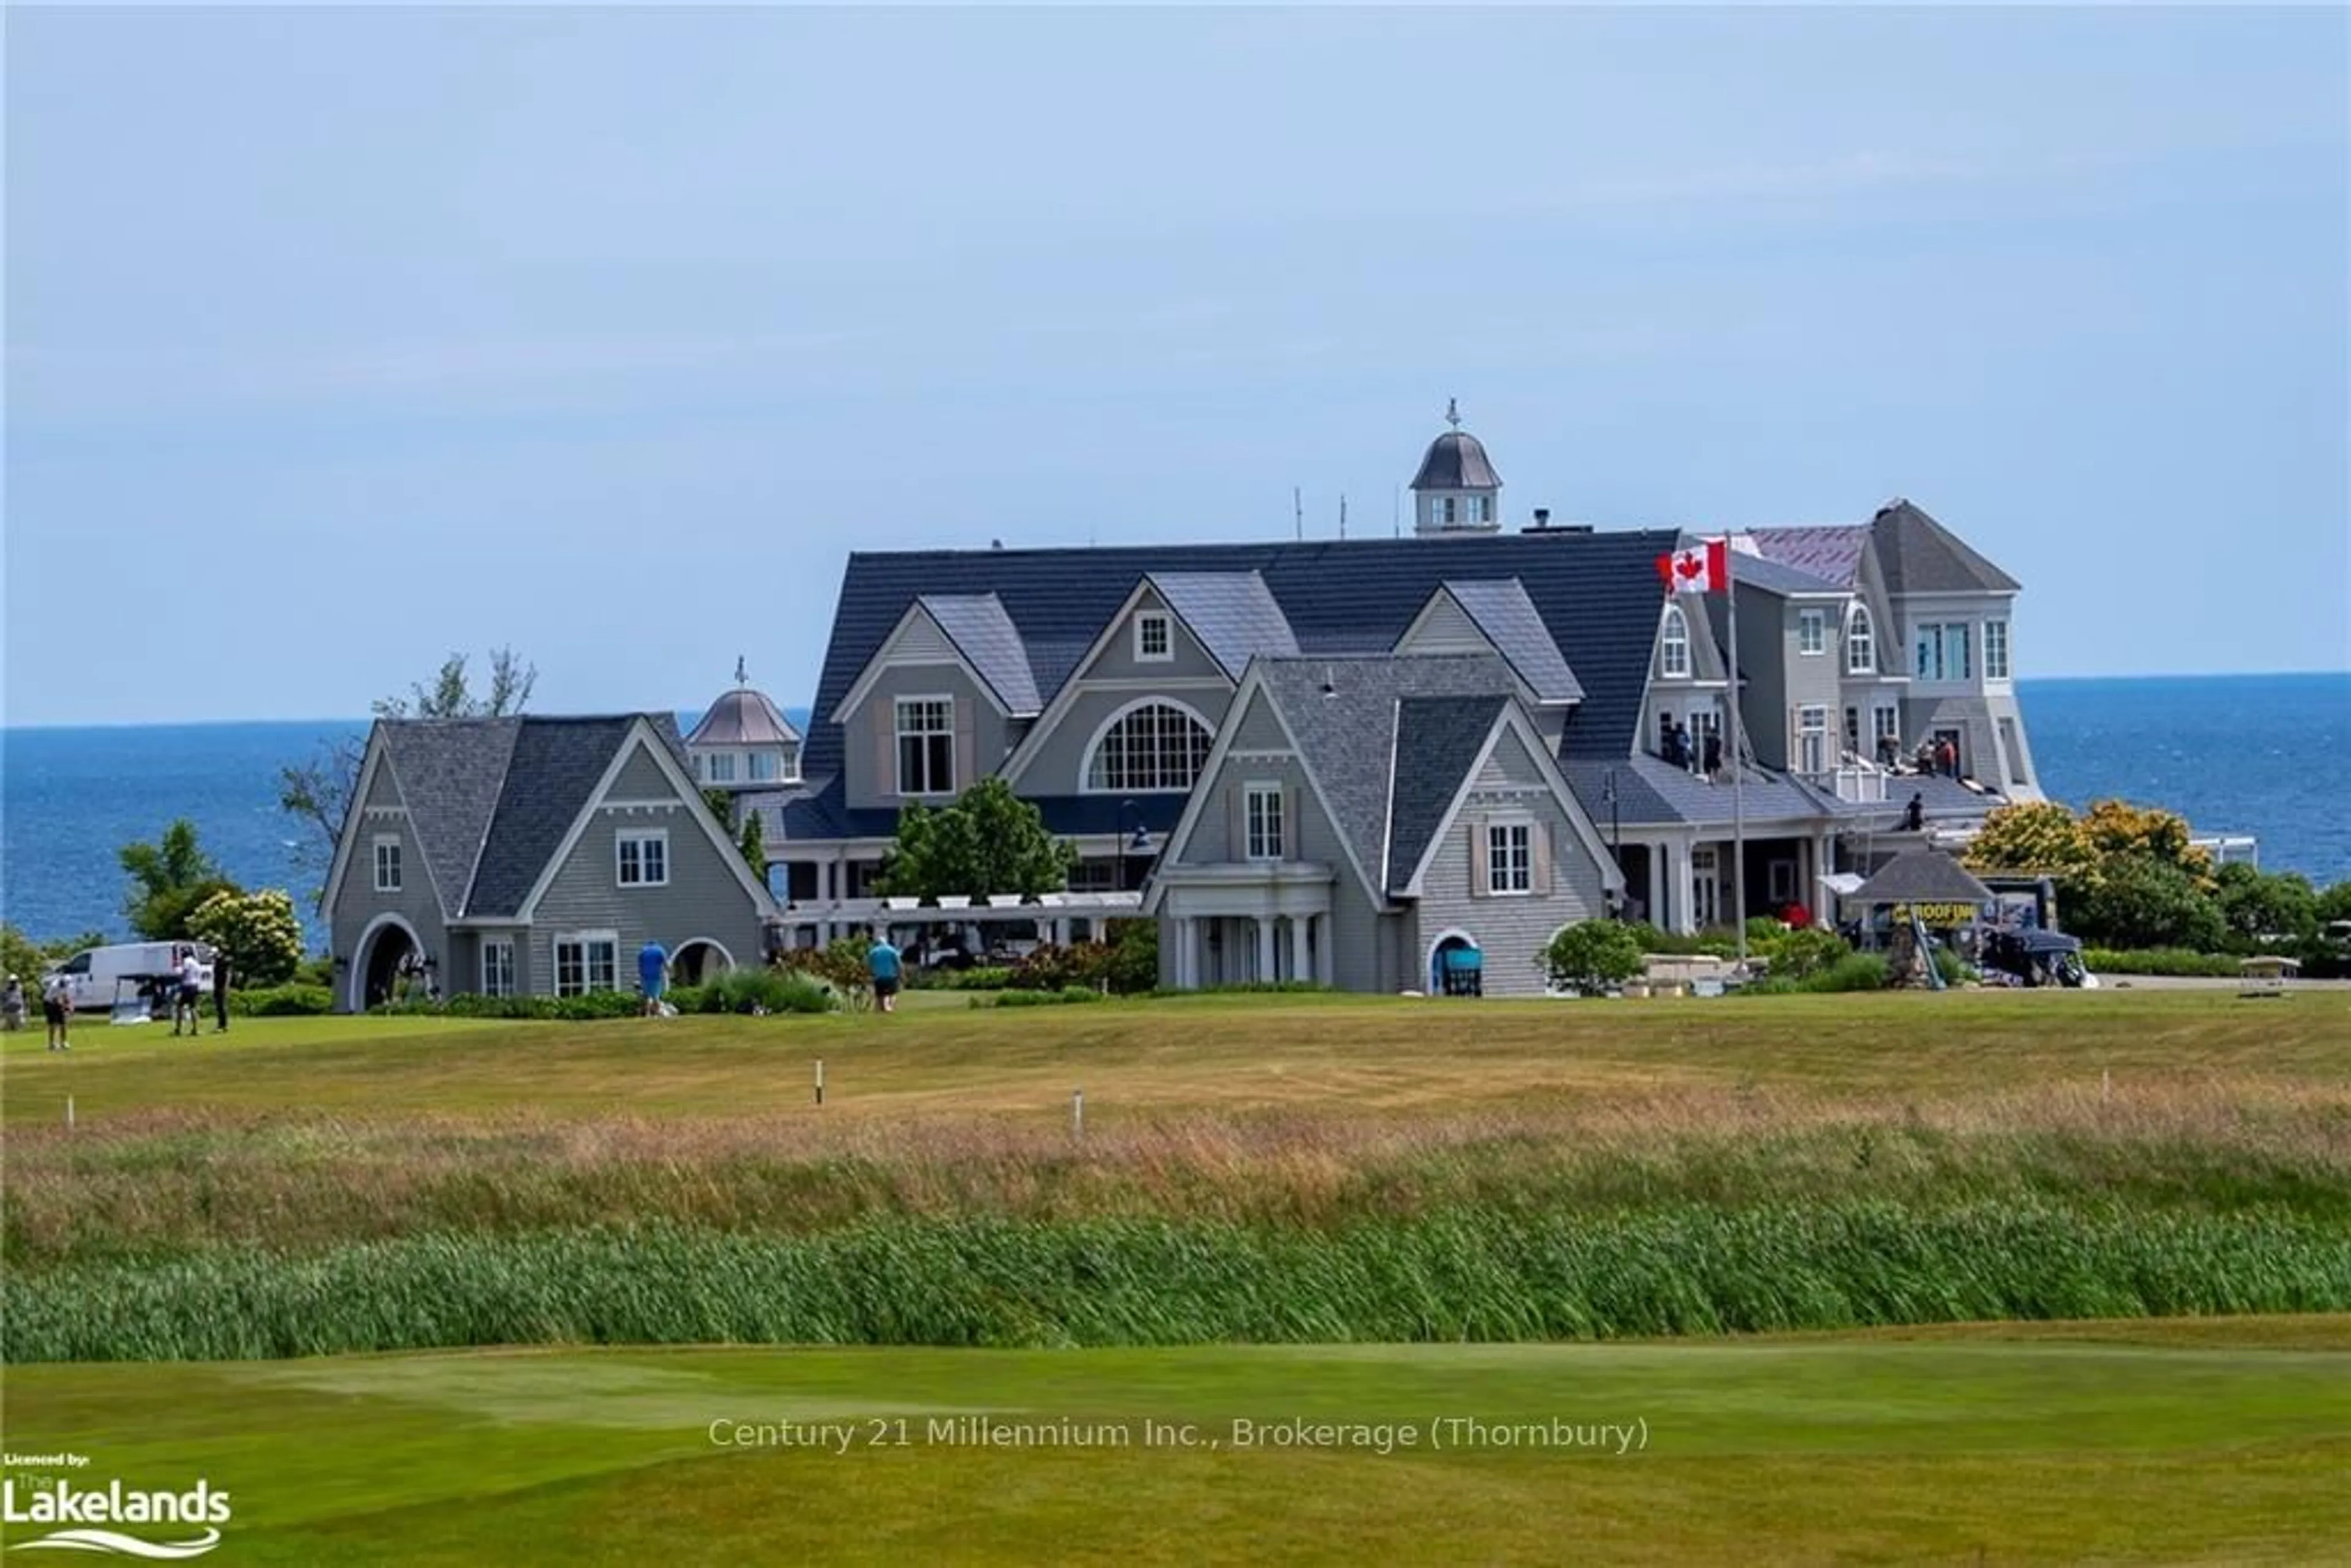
[2082, 948, 2243, 978]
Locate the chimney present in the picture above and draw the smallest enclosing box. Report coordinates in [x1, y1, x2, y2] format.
[1532, 508, 1551, 528]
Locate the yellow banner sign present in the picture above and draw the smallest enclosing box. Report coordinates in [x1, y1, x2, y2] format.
[1892, 902, 1981, 926]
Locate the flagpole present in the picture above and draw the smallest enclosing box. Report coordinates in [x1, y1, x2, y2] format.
[1726, 542, 1747, 967]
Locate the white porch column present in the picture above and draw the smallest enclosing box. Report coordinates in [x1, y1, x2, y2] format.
[1314, 915, 1333, 986]
[1176, 917, 1197, 988]
[1254, 917, 1277, 982]
[1812, 834, 1836, 926]
[1287, 915, 1308, 984]
[1668, 840, 1697, 936]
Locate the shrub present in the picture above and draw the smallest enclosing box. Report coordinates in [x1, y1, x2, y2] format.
[1620, 922, 1737, 958]
[2079, 948, 2241, 978]
[2069, 854, 2227, 952]
[228, 983, 334, 1016]
[1760, 927, 1851, 982]
[910, 966, 1013, 992]
[976, 986, 1108, 1008]
[1101, 920, 1160, 995]
[1151, 980, 1333, 997]
[1818, 953, 1891, 992]
[718, 969, 835, 1015]
[1932, 948, 1972, 988]
[1542, 920, 1646, 996]
[1010, 942, 1113, 992]
[375, 991, 645, 1021]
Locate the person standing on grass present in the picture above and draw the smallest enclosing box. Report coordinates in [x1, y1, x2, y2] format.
[2, 975, 24, 1033]
[865, 929, 902, 1014]
[43, 972, 72, 1051]
[172, 947, 206, 1037]
[212, 950, 232, 1033]
[638, 940, 669, 1017]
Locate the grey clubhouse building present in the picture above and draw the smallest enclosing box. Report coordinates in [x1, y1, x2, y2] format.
[744, 412, 2041, 996]
[326, 410, 2041, 1003]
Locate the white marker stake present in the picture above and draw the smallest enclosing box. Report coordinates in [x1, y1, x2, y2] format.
[816, 1059, 825, 1106]
[2102, 1068, 2111, 1103]
[1072, 1088, 1084, 1140]
[66, 1095, 75, 1131]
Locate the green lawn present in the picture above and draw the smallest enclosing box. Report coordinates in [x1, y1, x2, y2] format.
[6, 1320, 2346, 1564]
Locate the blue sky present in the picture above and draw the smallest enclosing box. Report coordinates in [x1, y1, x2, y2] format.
[6, 6, 2345, 726]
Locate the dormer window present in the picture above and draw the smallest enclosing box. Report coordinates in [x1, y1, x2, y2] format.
[704, 752, 738, 784]
[1847, 605, 1876, 674]
[1660, 606, 1690, 678]
[748, 751, 779, 783]
[1135, 611, 1172, 662]
[1436, 497, 1458, 527]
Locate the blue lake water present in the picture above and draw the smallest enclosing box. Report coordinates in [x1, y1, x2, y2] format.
[2, 677, 2344, 948]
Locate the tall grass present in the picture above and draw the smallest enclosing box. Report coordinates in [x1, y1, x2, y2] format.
[7, 1203, 2346, 1363]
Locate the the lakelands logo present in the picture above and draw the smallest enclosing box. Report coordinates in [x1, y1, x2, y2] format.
[2, 1463, 231, 1559]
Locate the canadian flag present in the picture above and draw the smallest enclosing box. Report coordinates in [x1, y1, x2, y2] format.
[1655, 538, 1730, 595]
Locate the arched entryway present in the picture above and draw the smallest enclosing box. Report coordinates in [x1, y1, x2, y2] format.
[670, 939, 736, 986]
[351, 913, 422, 1013]
[1427, 929, 1483, 997]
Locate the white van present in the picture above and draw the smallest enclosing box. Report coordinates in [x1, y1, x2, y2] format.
[43, 942, 214, 1014]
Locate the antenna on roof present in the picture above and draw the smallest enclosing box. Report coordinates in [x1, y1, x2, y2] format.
[1293, 486, 1303, 542]
[1339, 495, 1348, 540]
[1392, 487, 1401, 539]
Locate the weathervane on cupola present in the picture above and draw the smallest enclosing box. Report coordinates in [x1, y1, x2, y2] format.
[734, 655, 748, 686]
[1445, 396, 1463, 432]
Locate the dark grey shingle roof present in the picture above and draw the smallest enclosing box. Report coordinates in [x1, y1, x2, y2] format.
[1441, 579, 1583, 703]
[1555, 753, 1841, 828]
[806, 530, 1677, 779]
[464, 718, 643, 918]
[1850, 849, 1996, 906]
[1410, 430, 1502, 490]
[378, 718, 523, 920]
[1385, 696, 1508, 895]
[1870, 501, 2020, 594]
[918, 594, 1043, 715]
[756, 775, 1186, 851]
[1253, 653, 1518, 898]
[1149, 571, 1299, 679]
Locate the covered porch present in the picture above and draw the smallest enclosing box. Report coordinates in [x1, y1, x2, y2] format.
[1152, 863, 1338, 987]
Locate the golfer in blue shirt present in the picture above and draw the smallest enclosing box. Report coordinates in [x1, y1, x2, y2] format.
[638, 941, 669, 1016]
[866, 930, 902, 1013]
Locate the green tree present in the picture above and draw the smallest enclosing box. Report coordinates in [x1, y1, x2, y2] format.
[1542, 919, 1646, 996]
[2068, 853, 2226, 952]
[185, 889, 307, 987]
[2212, 863, 2319, 950]
[280, 649, 538, 899]
[738, 808, 767, 878]
[2, 925, 110, 986]
[119, 820, 242, 940]
[872, 778, 1078, 902]
[2081, 799, 2210, 878]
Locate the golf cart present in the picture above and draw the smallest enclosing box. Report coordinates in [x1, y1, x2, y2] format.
[1980, 928, 2092, 989]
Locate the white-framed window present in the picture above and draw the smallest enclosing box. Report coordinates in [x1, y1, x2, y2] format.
[704, 752, 738, 784]
[1466, 495, 1490, 525]
[1134, 610, 1173, 663]
[1244, 782, 1285, 861]
[895, 697, 955, 795]
[1985, 619, 2010, 681]
[1796, 705, 1829, 774]
[553, 931, 618, 997]
[480, 939, 515, 998]
[617, 828, 669, 887]
[1798, 608, 1827, 656]
[1846, 604, 1876, 674]
[1948, 623, 1973, 681]
[372, 835, 402, 893]
[1086, 701, 1213, 792]
[1914, 622, 1974, 681]
[1843, 706, 1862, 756]
[1914, 623, 1944, 681]
[1873, 703, 1902, 743]
[778, 742, 801, 783]
[1687, 707, 1722, 767]
[1660, 606, 1690, 678]
[1691, 846, 1720, 928]
[748, 751, 779, 783]
[1435, 496, 1458, 527]
[1487, 822, 1532, 895]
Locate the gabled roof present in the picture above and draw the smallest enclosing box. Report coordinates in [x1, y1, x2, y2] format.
[1384, 695, 1509, 895]
[1746, 525, 1871, 588]
[684, 686, 801, 749]
[1437, 579, 1583, 703]
[377, 718, 523, 920]
[1868, 500, 2020, 595]
[1148, 571, 1299, 679]
[806, 530, 1677, 779]
[1554, 753, 1847, 829]
[464, 718, 651, 919]
[749, 774, 1191, 850]
[1251, 653, 1521, 901]
[917, 593, 1043, 716]
[1850, 849, 1996, 906]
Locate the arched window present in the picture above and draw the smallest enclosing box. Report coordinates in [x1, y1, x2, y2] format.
[1846, 604, 1876, 675]
[1084, 701, 1214, 792]
[1660, 606, 1690, 678]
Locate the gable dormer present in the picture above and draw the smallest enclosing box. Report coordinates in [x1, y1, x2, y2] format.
[830, 598, 1036, 809]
